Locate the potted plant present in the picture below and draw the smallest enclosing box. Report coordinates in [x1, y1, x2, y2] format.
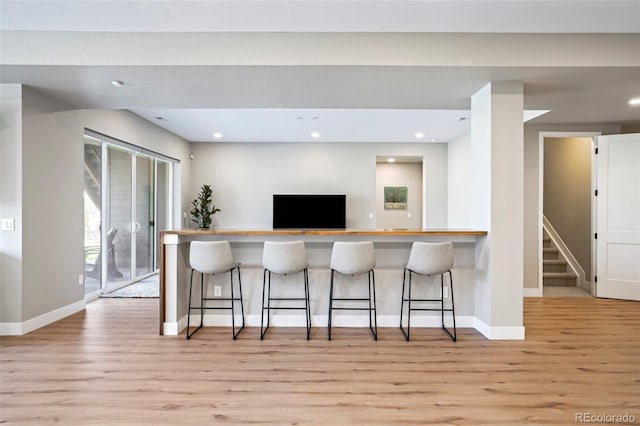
[190, 184, 221, 229]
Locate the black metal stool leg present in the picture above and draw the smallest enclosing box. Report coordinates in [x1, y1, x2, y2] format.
[230, 269, 236, 340]
[370, 270, 378, 341]
[442, 270, 457, 342]
[186, 268, 195, 339]
[328, 270, 335, 340]
[260, 269, 268, 340]
[399, 268, 409, 340]
[237, 267, 245, 329]
[200, 273, 205, 327]
[267, 271, 272, 330]
[303, 268, 311, 340]
[406, 271, 413, 341]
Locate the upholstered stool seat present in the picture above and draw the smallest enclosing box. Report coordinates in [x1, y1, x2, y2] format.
[328, 241, 377, 340]
[261, 241, 311, 340]
[186, 240, 245, 339]
[400, 241, 456, 341]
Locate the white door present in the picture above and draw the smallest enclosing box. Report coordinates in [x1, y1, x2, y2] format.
[595, 133, 640, 301]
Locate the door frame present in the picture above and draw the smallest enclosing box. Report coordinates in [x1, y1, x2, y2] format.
[531, 131, 601, 297]
[84, 130, 176, 299]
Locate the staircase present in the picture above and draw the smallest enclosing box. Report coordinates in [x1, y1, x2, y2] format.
[543, 230, 577, 286]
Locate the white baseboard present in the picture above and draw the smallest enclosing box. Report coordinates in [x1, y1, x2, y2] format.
[0, 322, 22, 336]
[580, 280, 592, 293]
[0, 299, 86, 336]
[523, 288, 543, 297]
[474, 317, 525, 340]
[163, 313, 476, 336]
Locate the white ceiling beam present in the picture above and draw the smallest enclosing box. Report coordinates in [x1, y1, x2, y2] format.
[2, 32, 639, 67]
[1, 0, 638, 33]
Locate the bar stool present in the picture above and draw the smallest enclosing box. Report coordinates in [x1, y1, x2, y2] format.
[400, 241, 456, 341]
[328, 241, 377, 341]
[186, 241, 245, 340]
[261, 241, 311, 340]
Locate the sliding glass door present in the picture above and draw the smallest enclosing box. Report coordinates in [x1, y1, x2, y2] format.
[135, 154, 154, 280]
[84, 133, 174, 297]
[105, 145, 133, 291]
[83, 137, 103, 296]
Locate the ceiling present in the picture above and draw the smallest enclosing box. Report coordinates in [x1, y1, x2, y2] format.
[1, 0, 639, 143]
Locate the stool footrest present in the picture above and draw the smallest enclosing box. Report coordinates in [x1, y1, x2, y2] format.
[189, 306, 235, 311]
[403, 298, 444, 302]
[408, 307, 454, 312]
[269, 297, 307, 301]
[201, 297, 243, 302]
[332, 297, 371, 302]
[331, 307, 376, 311]
[262, 306, 307, 310]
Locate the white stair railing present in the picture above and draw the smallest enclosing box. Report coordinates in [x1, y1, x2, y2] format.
[543, 215, 587, 290]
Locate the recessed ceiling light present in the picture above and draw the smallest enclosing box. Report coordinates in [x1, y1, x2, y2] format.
[297, 116, 304, 120]
[155, 116, 164, 121]
[415, 132, 424, 139]
[213, 132, 223, 139]
[311, 132, 320, 139]
[629, 98, 640, 106]
[388, 158, 395, 163]
[111, 80, 124, 87]
[312, 116, 319, 120]
[431, 138, 438, 142]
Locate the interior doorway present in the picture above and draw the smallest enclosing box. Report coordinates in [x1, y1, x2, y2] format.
[538, 132, 599, 297]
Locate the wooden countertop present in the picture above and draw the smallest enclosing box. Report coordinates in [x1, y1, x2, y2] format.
[161, 228, 487, 237]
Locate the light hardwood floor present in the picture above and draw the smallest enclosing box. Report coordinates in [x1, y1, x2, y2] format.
[1, 297, 638, 425]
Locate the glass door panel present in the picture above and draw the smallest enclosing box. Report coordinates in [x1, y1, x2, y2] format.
[135, 155, 154, 278]
[106, 146, 132, 290]
[83, 137, 102, 296]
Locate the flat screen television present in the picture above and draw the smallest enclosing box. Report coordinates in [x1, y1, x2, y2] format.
[273, 194, 346, 229]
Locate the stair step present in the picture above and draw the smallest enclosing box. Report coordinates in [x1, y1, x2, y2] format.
[543, 259, 567, 270]
[543, 272, 577, 287]
[543, 237, 552, 248]
[544, 272, 576, 278]
[543, 248, 559, 259]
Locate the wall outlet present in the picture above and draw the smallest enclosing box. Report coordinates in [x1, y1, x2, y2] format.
[1, 218, 15, 231]
[368, 212, 374, 219]
[214, 285, 222, 297]
[443, 286, 449, 298]
[78, 274, 84, 286]
[407, 212, 412, 218]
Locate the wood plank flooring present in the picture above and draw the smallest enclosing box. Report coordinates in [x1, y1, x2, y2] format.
[1, 297, 638, 425]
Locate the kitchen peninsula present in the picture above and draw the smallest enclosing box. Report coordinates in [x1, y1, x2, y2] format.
[159, 228, 487, 336]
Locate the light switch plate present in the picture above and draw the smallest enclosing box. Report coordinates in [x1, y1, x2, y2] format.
[1, 218, 15, 231]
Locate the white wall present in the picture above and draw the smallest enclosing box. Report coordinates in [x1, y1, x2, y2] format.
[375, 162, 422, 229]
[0, 85, 191, 328]
[447, 130, 471, 227]
[189, 142, 447, 229]
[0, 84, 23, 324]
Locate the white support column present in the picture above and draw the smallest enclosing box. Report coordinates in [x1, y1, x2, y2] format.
[163, 234, 181, 335]
[471, 82, 525, 340]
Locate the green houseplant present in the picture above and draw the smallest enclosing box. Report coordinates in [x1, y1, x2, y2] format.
[190, 184, 221, 229]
